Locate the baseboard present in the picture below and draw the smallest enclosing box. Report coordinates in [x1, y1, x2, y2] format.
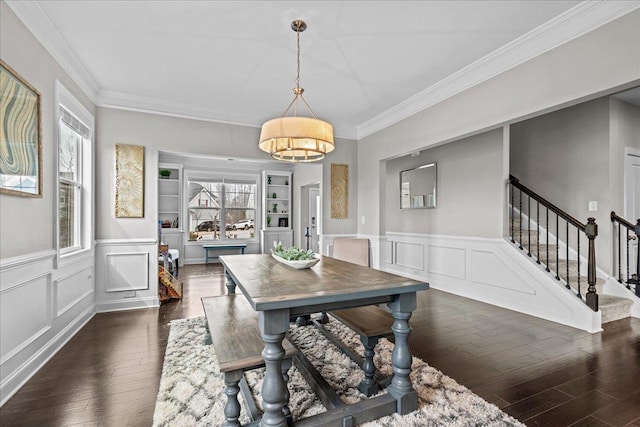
[0, 305, 95, 407]
[95, 296, 160, 313]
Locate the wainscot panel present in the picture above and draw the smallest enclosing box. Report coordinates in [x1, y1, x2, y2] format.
[383, 233, 601, 333]
[95, 239, 159, 312]
[0, 249, 95, 407]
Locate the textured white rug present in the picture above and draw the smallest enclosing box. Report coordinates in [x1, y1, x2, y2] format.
[153, 317, 524, 427]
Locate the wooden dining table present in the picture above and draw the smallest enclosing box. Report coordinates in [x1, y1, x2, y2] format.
[219, 253, 429, 427]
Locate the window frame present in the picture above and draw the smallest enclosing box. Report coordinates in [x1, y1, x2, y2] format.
[186, 172, 259, 242]
[55, 81, 94, 262]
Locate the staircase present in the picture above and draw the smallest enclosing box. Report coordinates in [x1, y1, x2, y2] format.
[512, 217, 633, 323]
[508, 176, 636, 326]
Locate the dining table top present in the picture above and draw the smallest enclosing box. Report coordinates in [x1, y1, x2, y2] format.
[219, 253, 429, 312]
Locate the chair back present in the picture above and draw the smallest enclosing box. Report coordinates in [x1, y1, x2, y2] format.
[332, 238, 370, 267]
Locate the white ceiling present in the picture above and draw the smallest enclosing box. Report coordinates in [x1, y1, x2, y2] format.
[7, 1, 640, 139]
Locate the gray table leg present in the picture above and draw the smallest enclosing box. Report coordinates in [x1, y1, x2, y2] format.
[387, 292, 418, 415]
[225, 270, 236, 294]
[259, 309, 290, 427]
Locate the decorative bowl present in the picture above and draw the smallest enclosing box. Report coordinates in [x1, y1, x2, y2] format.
[271, 253, 320, 269]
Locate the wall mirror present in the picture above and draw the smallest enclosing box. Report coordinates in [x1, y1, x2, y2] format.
[400, 163, 437, 209]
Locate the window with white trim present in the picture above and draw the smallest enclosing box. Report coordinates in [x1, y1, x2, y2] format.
[56, 82, 93, 257]
[187, 176, 257, 241]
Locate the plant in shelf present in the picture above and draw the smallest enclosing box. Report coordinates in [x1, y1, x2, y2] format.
[159, 169, 171, 179]
[271, 241, 318, 269]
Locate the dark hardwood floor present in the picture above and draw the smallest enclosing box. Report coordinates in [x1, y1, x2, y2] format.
[1, 264, 639, 426]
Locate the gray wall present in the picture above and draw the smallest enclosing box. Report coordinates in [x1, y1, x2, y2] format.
[510, 96, 640, 274]
[0, 2, 95, 258]
[610, 98, 640, 212]
[386, 128, 505, 237]
[358, 10, 640, 238]
[96, 107, 358, 243]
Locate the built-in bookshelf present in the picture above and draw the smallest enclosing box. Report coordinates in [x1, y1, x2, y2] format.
[261, 170, 292, 251]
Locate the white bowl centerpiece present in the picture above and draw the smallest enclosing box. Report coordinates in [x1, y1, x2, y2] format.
[271, 241, 319, 269]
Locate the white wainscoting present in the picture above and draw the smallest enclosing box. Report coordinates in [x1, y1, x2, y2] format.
[383, 232, 601, 333]
[95, 239, 159, 312]
[0, 249, 95, 407]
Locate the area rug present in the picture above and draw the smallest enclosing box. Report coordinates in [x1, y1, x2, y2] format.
[152, 317, 524, 426]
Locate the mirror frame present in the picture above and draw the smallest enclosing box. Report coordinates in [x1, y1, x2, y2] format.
[400, 162, 437, 210]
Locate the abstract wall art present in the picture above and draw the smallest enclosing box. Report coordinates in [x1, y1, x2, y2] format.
[0, 60, 42, 197]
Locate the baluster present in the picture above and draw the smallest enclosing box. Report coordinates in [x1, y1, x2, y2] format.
[626, 229, 631, 286]
[527, 195, 532, 257]
[565, 221, 570, 290]
[546, 208, 550, 272]
[618, 223, 623, 284]
[555, 214, 560, 281]
[519, 190, 523, 250]
[585, 218, 599, 312]
[510, 184, 515, 244]
[536, 201, 540, 263]
[635, 219, 640, 297]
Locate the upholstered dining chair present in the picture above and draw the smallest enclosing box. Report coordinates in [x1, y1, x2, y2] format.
[332, 238, 370, 267]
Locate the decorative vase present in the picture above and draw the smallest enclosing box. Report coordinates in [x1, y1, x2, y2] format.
[273, 203, 278, 213]
[268, 176, 272, 184]
[272, 193, 277, 199]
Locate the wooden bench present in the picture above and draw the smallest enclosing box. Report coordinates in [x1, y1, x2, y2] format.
[202, 294, 298, 426]
[203, 244, 247, 264]
[314, 305, 394, 396]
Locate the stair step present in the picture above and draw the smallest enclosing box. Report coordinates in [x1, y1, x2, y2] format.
[599, 295, 634, 323]
[511, 233, 540, 245]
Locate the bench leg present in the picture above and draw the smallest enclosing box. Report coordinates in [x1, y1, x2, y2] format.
[223, 370, 243, 427]
[316, 312, 329, 324]
[294, 315, 310, 326]
[358, 335, 380, 396]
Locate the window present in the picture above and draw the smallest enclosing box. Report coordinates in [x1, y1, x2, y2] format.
[188, 176, 256, 241]
[56, 82, 93, 257]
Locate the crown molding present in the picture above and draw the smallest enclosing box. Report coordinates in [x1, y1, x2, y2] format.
[9, 1, 637, 141]
[5, 0, 100, 102]
[97, 89, 358, 140]
[98, 89, 261, 130]
[356, 0, 640, 139]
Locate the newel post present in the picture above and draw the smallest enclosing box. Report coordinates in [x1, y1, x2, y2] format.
[585, 217, 599, 311]
[634, 220, 640, 297]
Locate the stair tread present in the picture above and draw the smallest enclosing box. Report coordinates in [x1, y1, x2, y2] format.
[599, 294, 634, 307]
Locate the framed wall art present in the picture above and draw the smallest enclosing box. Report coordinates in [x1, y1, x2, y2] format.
[0, 60, 42, 197]
[331, 163, 348, 219]
[114, 143, 145, 218]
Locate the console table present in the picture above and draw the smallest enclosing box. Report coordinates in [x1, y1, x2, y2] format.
[203, 243, 247, 264]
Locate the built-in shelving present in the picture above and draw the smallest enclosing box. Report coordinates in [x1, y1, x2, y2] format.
[158, 163, 182, 232]
[261, 170, 293, 252]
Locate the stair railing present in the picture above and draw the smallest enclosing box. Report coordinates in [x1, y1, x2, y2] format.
[610, 211, 640, 297]
[508, 175, 599, 311]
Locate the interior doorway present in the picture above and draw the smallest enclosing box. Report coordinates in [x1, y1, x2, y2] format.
[300, 183, 320, 253]
[624, 147, 640, 275]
